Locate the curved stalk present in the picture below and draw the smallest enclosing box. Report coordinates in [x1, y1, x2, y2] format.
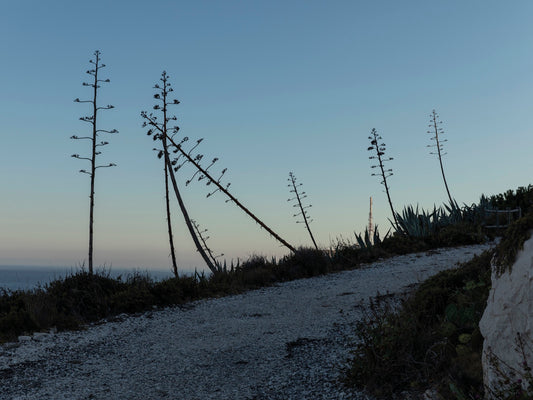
[164, 152, 217, 273]
[429, 110, 453, 204]
[368, 128, 399, 229]
[166, 134, 297, 254]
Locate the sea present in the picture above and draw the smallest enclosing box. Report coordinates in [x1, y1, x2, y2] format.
[0, 265, 182, 292]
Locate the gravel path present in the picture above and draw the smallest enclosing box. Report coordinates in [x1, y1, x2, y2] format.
[0, 244, 493, 400]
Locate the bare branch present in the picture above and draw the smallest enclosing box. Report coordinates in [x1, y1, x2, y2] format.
[95, 163, 116, 169]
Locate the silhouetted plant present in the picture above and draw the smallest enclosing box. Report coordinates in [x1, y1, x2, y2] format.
[0, 192, 499, 343]
[141, 71, 179, 276]
[71, 50, 117, 274]
[163, 156, 178, 275]
[395, 204, 441, 238]
[345, 249, 495, 398]
[143, 74, 299, 267]
[287, 172, 319, 251]
[191, 219, 224, 270]
[427, 109, 454, 204]
[163, 129, 297, 254]
[141, 71, 217, 274]
[368, 128, 398, 228]
[354, 225, 383, 250]
[489, 185, 533, 214]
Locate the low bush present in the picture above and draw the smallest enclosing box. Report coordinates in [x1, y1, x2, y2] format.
[493, 211, 533, 274]
[489, 185, 533, 214]
[0, 219, 487, 344]
[344, 211, 533, 399]
[344, 250, 493, 398]
[433, 222, 486, 247]
[45, 271, 125, 321]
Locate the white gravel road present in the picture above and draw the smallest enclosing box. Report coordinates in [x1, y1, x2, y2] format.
[0, 243, 493, 400]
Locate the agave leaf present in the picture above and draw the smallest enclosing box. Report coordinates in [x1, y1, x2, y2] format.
[364, 228, 372, 247]
[373, 225, 382, 246]
[355, 232, 367, 249]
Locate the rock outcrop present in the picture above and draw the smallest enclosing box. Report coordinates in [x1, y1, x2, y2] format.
[479, 232, 533, 398]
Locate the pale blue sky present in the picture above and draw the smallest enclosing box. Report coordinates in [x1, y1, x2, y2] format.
[1, 1, 532, 272]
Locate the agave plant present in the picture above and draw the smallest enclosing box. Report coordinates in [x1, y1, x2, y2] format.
[394, 196, 492, 239]
[395, 205, 441, 238]
[354, 225, 383, 250]
[443, 199, 463, 222]
[443, 197, 490, 225]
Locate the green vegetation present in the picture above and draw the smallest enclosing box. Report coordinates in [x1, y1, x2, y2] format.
[345, 250, 492, 398]
[3, 182, 533, 398]
[493, 210, 533, 274]
[395, 202, 479, 239]
[0, 219, 484, 344]
[488, 185, 533, 214]
[344, 207, 533, 399]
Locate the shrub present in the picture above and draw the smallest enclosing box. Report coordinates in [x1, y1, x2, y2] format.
[344, 250, 494, 398]
[489, 185, 533, 214]
[45, 271, 125, 321]
[493, 210, 533, 274]
[283, 247, 330, 277]
[379, 233, 429, 255]
[0, 209, 492, 344]
[433, 222, 486, 247]
[0, 308, 38, 340]
[345, 207, 533, 398]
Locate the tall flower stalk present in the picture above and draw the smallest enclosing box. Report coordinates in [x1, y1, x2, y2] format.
[287, 172, 319, 251]
[142, 71, 217, 275]
[427, 109, 453, 204]
[71, 50, 117, 274]
[191, 219, 223, 270]
[368, 128, 398, 228]
[166, 133, 297, 254]
[144, 73, 296, 272]
[153, 72, 178, 276]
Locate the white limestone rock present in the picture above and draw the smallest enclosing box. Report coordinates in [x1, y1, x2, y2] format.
[479, 232, 533, 398]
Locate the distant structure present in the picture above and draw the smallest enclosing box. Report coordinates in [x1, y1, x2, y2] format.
[368, 196, 373, 241]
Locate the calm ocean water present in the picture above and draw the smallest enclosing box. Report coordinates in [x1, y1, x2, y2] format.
[0, 266, 180, 292]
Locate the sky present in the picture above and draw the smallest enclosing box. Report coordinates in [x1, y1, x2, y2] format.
[1, 0, 532, 273]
